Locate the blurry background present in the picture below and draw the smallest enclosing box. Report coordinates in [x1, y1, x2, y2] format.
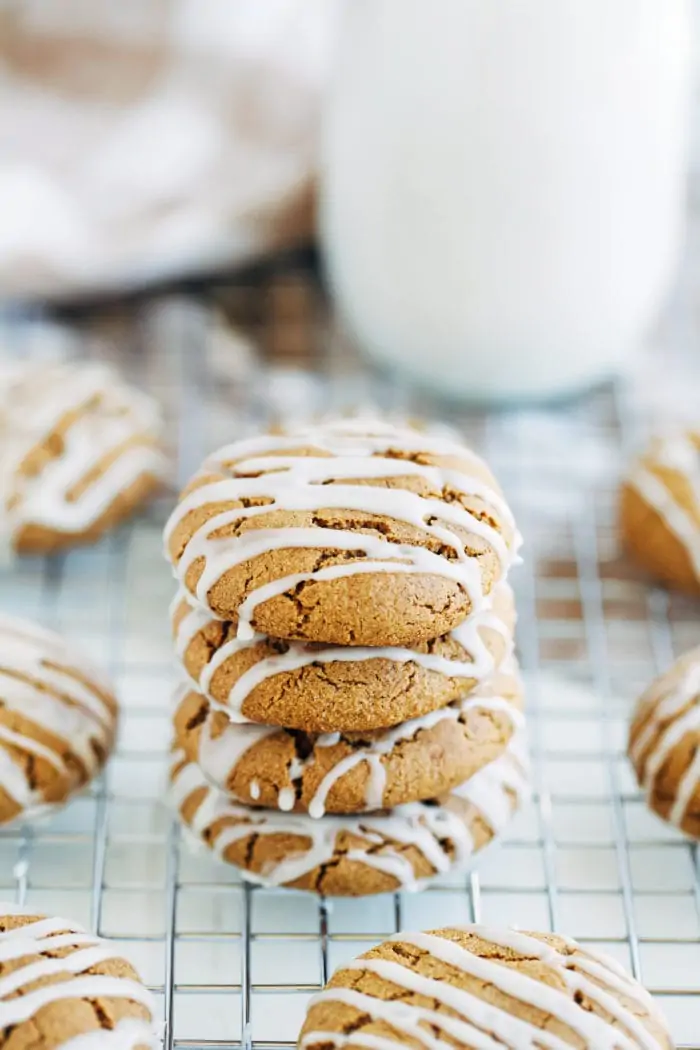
[0, 0, 697, 408]
[0, 0, 335, 297]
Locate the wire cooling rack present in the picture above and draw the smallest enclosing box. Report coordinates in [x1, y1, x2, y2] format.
[1, 247, 700, 1048]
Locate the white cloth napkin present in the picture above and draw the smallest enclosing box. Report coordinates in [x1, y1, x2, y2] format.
[0, 0, 338, 299]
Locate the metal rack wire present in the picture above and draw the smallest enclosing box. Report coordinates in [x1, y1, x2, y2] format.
[1, 263, 700, 1048]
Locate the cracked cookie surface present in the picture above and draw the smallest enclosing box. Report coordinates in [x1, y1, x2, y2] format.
[0, 906, 157, 1049]
[621, 429, 700, 593]
[0, 360, 166, 555]
[629, 644, 700, 839]
[170, 732, 529, 896]
[301, 925, 671, 1048]
[171, 580, 514, 732]
[173, 664, 524, 815]
[164, 419, 519, 646]
[0, 613, 118, 825]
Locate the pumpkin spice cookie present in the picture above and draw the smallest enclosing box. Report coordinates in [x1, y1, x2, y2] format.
[164, 419, 519, 647]
[0, 612, 118, 825]
[0, 905, 157, 1049]
[301, 925, 672, 1048]
[173, 664, 524, 815]
[0, 360, 166, 555]
[170, 732, 529, 896]
[171, 580, 515, 732]
[629, 645, 700, 839]
[621, 429, 700, 593]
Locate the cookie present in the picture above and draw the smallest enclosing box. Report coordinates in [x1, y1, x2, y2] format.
[0, 612, 118, 825]
[0, 904, 157, 1049]
[0, 360, 166, 555]
[628, 645, 700, 839]
[301, 925, 671, 1049]
[621, 430, 700, 593]
[170, 732, 529, 895]
[164, 419, 519, 646]
[173, 664, 524, 815]
[171, 580, 515, 732]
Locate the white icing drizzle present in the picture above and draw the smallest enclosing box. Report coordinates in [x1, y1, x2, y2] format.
[306, 925, 667, 1050]
[0, 613, 116, 821]
[164, 420, 518, 635]
[629, 431, 700, 579]
[630, 651, 700, 830]
[0, 905, 157, 1048]
[170, 733, 530, 890]
[0, 360, 166, 547]
[196, 713, 276, 794]
[173, 582, 514, 724]
[277, 787, 296, 812]
[190, 677, 524, 818]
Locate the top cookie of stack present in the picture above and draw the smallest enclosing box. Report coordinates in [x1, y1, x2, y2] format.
[164, 418, 519, 648]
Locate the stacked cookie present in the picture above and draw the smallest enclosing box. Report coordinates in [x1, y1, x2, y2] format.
[164, 419, 529, 895]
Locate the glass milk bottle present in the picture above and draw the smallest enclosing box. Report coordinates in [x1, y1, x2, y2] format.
[320, 0, 693, 402]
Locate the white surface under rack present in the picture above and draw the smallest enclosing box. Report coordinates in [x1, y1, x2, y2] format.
[1, 280, 700, 1049]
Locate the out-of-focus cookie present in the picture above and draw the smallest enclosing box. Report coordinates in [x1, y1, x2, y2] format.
[0, 905, 157, 1049]
[621, 429, 700, 593]
[629, 645, 700, 839]
[0, 612, 118, 824]
[0, 360, 166, 554]
[171, 581, 515, 732]
[301, 925, 672, 1049]
[173, 665, 524, 815]
[170, 733, 529, 896]
[164, 419, 519, 647]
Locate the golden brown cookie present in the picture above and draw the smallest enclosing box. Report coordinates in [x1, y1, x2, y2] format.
[0, 360, 166, 555]
[164, 419, 519, 646]
[170, 732, 529, 896]
[628, 645, 700, 839]
[301, 925, 671, 1048]
[173, 664, 524, 815]
[0, 906, 157, 1049]
[171, 581, 515, 732]
[621, 429, 700, 593]
[0, 612, 118, 825]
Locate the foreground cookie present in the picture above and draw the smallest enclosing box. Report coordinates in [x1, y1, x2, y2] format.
[164, 419, 518, 646]
[171, 581, 514, 731]
[629, 645, 700, 838]
[170, 733, 529, 895]
[0, 905, 157, 1049]
[621, 429, 700, 592]
[301, 925, 671, 1048]
[0, 360, 165, 554]
[0, 613, 118, 824]
[174, 665, 524, 815]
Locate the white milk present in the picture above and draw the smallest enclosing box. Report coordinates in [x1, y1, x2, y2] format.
[320, 0, 693, 402]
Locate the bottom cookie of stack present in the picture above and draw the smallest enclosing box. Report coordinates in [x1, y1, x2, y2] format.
[170, 733, 530, 896]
